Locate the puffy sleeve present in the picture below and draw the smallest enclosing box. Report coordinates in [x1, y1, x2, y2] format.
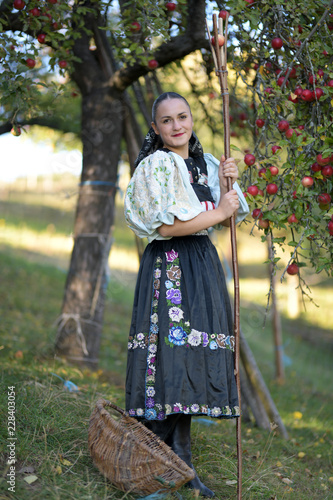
[124, 151, 203, 241]
[204, 153, 250, 225]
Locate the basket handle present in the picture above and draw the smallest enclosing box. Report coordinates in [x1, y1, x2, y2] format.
[96, 398, 128, 416]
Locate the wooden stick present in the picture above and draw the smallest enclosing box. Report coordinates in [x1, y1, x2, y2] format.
[207, 14, 242, 500]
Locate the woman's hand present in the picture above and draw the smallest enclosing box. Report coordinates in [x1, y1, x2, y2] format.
[219, 155, 239, 191]
[217, 189, 240, 221]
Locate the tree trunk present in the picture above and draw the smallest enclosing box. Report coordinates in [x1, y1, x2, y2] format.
[55, 89, 123, 367]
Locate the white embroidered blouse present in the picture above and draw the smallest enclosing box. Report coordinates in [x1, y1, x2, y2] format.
[124, 150, 249, 242]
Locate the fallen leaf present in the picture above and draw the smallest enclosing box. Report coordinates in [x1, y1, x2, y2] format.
[276, 461, 283, 467]
[328, 477, 333, 483]
[282, 477, 293, 485]
[59, 456, 72, 466]
[298, 452, 306, 458]
[226, 480, 237, 485]
[54, 466, 62, 475]
[293, 411, 302, 420]
[23, 475, 38, 484]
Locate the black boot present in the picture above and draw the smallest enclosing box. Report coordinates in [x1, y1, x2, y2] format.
[143, 413, 180, 442]
[169, 414, 215, 498]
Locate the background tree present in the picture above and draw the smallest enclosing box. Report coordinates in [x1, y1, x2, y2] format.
[1, 0, 210, 366]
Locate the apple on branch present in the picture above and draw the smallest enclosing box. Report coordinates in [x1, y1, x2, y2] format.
[301, 176, 314, 187]
[247, 185, 259, 196]
[287, 263, 299, 275]
[211, 35, 225, 47]
[244, 153, 256, 166]
[287, 214, 299, 224]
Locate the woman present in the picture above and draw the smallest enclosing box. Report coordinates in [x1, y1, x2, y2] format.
[124, 92, 249, 497]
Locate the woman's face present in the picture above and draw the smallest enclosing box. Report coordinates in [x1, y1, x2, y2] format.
[151, 98, 193, 158]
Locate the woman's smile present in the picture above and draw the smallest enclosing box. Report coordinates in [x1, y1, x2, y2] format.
[151, 98, 194, 159]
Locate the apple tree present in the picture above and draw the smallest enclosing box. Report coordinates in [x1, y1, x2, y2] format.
[215, 0, 333, 294]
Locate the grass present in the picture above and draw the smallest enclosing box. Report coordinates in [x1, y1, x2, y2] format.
[0, 180, 333, 499]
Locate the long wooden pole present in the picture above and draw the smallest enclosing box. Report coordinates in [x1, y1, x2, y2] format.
[206, 14, 242, 499]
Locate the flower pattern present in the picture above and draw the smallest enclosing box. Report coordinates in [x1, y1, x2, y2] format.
[168, 307, 184, 322]
[168, 325, 187, 346]
[127, 250, 238, 420]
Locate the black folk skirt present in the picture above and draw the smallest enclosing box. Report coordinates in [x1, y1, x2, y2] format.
[125, 234, 240, 421]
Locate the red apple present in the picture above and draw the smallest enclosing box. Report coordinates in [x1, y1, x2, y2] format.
[59, 60, 67, 68]
[269, 166, 279, 176]
[266, 183, 278, 195]
[278, 120, 289, 132]
[311, 162, 322, 172]
[11, 125, 21, 136]
[37, 33, 46, 43]
[285, 128, 295, 139]
[271, 37, 283, 50]
[318, 193, 331, 205]
[52, 22, 59, 30]
[294, 87, 303, 97]
[288, 214, 299, 224]
[256, 118, 265, 128]
[247, 185, 259, 196]
[48, 0, 58, 3]
[258, 167, 267, 177]
[13, 0, 25, 9]
[288, 94, 298, 103]
[148, 59, 159, 69]
[239, 112, 247, 121]
[292, 190, 297, 199]
[252, 208, 263, 219]
[29, 7, 40, 16]
[219, 10, 228, 19]
[26, 58, 36, 68]
[298, 25, 303, 33]
[166, 2, 176, 11]
[288, 67, 297, 79]
[328, 221, 333, 235]
[287, 263, 299, 275]
[258, 219, 269, 229]
[328, 80, 333, 87]
[301, 89, 313, 101]
[271, 145, 281, 154]
[211, 35, 225, 47]
[301, 176, 314, 187]
[322, 165, 333, 177]
[277, 76, 288, 87]
[244, 153, 256, 166]
[316, 153, 330, 166]
[314, 88, 324, 99]
[264, 87, 273, 95]
[308, 75, 317, 85]
[258, 189, 264, 196]
[317, 69, 324, 78]
[130, 21, 141, 32]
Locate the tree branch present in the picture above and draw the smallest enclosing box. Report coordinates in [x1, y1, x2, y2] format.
[107, 0, 209, 92]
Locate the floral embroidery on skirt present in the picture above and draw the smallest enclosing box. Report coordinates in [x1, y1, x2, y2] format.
[126, 235, 240, 421]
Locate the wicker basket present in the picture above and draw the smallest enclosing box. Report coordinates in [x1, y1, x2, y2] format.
[88, 399, 195, 496]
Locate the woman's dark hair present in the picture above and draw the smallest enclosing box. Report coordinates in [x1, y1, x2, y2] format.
[152, 92, 191, 123]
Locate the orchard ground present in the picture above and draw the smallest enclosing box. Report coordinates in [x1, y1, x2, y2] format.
[0, 173, 332, 499]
